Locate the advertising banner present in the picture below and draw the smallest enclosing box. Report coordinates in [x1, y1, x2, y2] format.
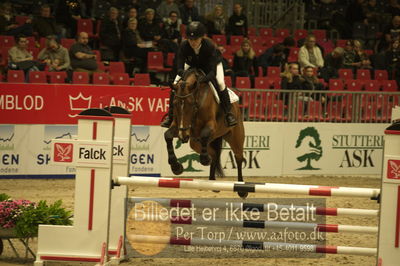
[282, 123, 387, 176]
[0, 83, 169, 125]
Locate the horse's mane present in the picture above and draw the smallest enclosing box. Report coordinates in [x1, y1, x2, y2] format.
[182, 68, 205, 81]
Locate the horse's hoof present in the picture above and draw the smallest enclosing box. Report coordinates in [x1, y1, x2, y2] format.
[237, 191, 248, 199]
[200, 154, 211, 166]
[171, 162, 183, 175]
[212, 190, 220, 193]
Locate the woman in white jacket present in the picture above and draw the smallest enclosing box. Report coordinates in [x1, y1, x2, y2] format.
[298, 35, 324, 70]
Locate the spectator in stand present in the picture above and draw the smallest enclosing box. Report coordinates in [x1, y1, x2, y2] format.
[8, 35, 41, 81]
[380, 16, 400, 52]
[99, 7, 122, 61]
[138, 8, 162, 45]
[179, 0, 200, 25]
[258, 44, 286, 74]
[228, 3, 247, 37]
[233, 39, 258, 86]
[54, 0, 83, 38]
[343, 40, 361, 71]
[91, 0, 112, 20]
[158, 11, 181, 54]
[301, 66, 326, 103]
[122, 7, 138, 28]
[121, 18, 148, 74]
[217, 44, 234, 81]
[353, 40, 372, 69]
[69, 31, 99, 73]
[385, 39, 400, 81]
[38, 36, 70, 71]
[32, 5, 60, 39]
[389, 0, 400, 16]
[0, 2, 33, 36]
[205, 4, 227, 37]
[298, 35, 324, 70]
[321, 47, 344, 81]
[157, 0, 180, 22]
[363, 0, 382, 24]
[281, 62, 302, 90]
[345, 0, 367, 26]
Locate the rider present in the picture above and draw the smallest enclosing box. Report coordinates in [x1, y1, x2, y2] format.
[161, 21, 237, 128]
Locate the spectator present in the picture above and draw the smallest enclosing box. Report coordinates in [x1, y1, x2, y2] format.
[217, 44, 234, 81]
[343, 40, 361, 71]
[298, 35, 324, 70]
[385, 39, 400, 81]
[228, 3, 247, 37]
[32, 5, 60, 39]
[233, 39, 258, 85]
[321, 47, 345, 81]
[179, 0, 200, 25]
[380, 16, 400, 52]
[301, 66, 326, 103]
[0, 2, 33, 36]
[69, 31, 99, 73]
[257, 44, 286, 74]
[38, 36, 70, 71]
[353, 40, 372, 69]
[389, 0, 400, 16]
[122, 7, 138, 28]
[54, 0, 83, 38]
[8, 35, 40, 81]
[345, 0, 367, 26]
[157, 0, 180, 22]
[281, 62, 302, 90]
[205, 4, 227, 37]
[158, 11, 181, 54]
[121, 18, 148, 74]
[363, 0, 382, 24]
[100, 7, 122, 61]
[91, 0, 112, 20]
[139, 8, 162, 43]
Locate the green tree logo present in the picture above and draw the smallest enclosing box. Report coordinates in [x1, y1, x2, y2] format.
[175, 140, 202, 172]
[295, 127, 323, 170]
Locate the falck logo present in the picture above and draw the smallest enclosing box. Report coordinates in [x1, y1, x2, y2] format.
[54, 143, 73, 162]
[68, 93, 92, 118]
[387, 160, 400, 179]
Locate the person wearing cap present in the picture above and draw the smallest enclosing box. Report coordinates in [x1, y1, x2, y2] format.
[161, 21, 237, 128]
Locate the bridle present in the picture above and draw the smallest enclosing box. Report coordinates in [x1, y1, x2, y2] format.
[174, 70, 203, 132]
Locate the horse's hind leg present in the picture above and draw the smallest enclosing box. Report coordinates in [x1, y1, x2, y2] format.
[164, 127, 183, 175]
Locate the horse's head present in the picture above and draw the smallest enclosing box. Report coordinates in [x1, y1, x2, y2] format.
[172, 69, 200, 143]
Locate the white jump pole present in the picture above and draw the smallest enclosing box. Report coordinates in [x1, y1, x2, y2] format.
[128, 235, 377, 257]
[135, 214, 378, 234]
[116, 176, 380, 199]
[129, 197, 379, 217]
[377, 106, 400, 265]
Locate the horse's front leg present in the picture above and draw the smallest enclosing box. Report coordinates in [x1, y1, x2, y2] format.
[199, 126, 213, 166]
[164, 127, 183, 175]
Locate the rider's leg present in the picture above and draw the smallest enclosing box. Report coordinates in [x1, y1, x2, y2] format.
[216, 62, 237, 127]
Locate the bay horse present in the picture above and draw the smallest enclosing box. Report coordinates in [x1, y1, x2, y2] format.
[164, 68, 247, 198]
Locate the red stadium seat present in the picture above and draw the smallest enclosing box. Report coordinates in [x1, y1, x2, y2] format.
[250, 36, 265, 47]
[0, 35, 15, 48]
[264, 37, 280, 48]
[29, 71, 47, 83]
[336, 39, 348, 48]
[77, 19, 94, 37]
[338, 68, 353, 80]
[254, 77, 271, 89]
[147, 51, 171, 72]
[275, 28, 290, 39]
[247, 27, 257, 36]
[7, 70, 25, 83]
[61, 38, 76, 49]
[225, 55, 234, 67]
[356, 69, 371, 80]
[294, 29, 308, 41]
[48, 71, 67, 83]
[93, 72, 110, 84]
[111, 73, 131, 85]
[166, 52, 175, 67]
[345, 79, 363, 91]
[374, 70, 389, 80]
[312, 29, 327, 41]
[259, 28, 273, 38]
[15, 16, 29, 26]
[108, 62, 125, 74]
[288, 47, 300, 62]
[134, 73, 151, 86]
[224, 76, 232, 88]
[230, 35, 244, 46]
[364, 80, 380, 91]
[267, 66, 281, 78]
[212, 35, 227, 45]
[235, 77, 251, 88]
[329, 79, 344, 91]
[381, 80, 398, 91]
[72, 71, 89, 84]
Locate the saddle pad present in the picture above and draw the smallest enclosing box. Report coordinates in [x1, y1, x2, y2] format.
[208, 81, 239, 104]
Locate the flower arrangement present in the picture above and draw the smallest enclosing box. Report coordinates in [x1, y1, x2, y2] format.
[0, 193, 72, 238]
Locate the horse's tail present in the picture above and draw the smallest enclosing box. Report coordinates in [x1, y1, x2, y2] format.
[211, 136, 224, 178]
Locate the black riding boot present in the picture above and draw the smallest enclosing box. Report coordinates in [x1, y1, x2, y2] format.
[161, 91, 175, 128]
[219, 88, 237, 127]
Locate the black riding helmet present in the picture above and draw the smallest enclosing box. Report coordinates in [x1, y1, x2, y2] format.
[186, 22, 206, 39]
